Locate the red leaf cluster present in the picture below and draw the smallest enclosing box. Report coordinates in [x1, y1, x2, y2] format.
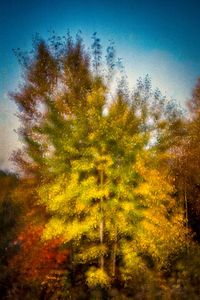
[10, 225, 69, 282]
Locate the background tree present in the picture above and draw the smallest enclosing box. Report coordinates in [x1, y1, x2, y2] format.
[0, 171, 21, 299]
[91, 32, 102, 75]
[171, 78, 200, 241]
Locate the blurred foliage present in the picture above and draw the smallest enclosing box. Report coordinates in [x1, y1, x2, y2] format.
[0, 171, 21, 298]
[0, 32, 200, 299]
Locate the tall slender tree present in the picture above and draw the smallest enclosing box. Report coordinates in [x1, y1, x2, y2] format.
[12, 33, 188, 297]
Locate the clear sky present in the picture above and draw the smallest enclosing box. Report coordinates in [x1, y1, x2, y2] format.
[1, 0, 200, 169]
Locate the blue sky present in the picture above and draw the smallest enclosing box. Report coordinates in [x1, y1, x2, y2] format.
[1, 0, 200, 169]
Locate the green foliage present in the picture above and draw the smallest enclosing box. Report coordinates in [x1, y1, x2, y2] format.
[162, 244, 200, 299]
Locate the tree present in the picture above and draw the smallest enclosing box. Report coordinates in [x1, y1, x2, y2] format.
[0, 171, 21, 299]
[8, 224, 69, 299]
[12, 33, 187, 297]
[91, 32, 102, 74]
[171, 78, 200, 241]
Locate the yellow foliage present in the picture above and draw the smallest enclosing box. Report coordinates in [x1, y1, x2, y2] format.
[76, 244, 108, 263]
[86, 267, 111, 288]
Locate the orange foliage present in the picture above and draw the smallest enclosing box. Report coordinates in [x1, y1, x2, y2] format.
[10, 225, 69, 282]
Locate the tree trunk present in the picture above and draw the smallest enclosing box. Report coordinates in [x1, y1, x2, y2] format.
[184, 180, 189, 253]
[112, 242, 117, 278]
[100, 169, 104, 270]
